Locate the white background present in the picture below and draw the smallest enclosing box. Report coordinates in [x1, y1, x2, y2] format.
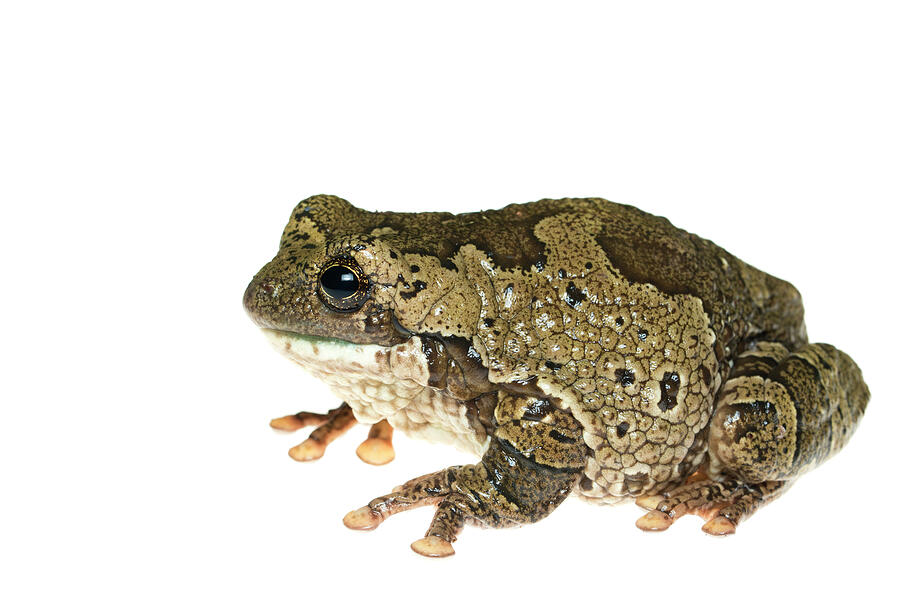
[2, 2, 898, 600]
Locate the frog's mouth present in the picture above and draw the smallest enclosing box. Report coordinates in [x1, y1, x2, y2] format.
[259, 328, 392, 376]
[262, 329, 356, 349]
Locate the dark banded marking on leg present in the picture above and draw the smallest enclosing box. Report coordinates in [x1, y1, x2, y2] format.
[765, 343, 867, 473]
[712, 342, 869, 482]
[343, 392, 588, 557]
[638, 341, 868, 535]
[727, 341, 789, 379]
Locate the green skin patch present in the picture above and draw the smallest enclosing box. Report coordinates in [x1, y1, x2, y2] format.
[263, 328, 355, 347]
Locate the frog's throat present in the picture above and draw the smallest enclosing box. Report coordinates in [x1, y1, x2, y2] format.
[259, 328, 490, 455]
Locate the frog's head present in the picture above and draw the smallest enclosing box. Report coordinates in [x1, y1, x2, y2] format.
[245, 195, 497, 453]
[245, 194, 561, 351]
[243, 194, 423, 347]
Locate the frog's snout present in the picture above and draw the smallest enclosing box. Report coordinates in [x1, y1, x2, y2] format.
[243, 276, 276, 328]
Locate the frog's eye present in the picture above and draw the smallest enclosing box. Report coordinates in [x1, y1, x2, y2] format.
[317, 257, 369, 312]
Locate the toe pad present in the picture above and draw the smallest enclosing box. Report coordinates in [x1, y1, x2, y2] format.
[411, 536, 455, 558]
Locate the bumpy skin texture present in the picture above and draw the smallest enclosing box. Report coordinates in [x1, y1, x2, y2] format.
[244, 195, 869, 555]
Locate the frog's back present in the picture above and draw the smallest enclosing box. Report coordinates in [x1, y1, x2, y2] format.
[435, 197, 808, 501]
[381, 196, 805, 352]
[346, 196, 804, 349]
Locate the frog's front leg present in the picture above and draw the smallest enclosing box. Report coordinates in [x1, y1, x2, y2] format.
[636, 341, 868, 534]
[343, 392, 589, 557]
[270, 404, 395, 465]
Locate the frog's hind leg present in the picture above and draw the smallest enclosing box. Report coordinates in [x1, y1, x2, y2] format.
[636, 341, 868, 534]
[343, 392, 588, 557]
[270, 404, 395, 464]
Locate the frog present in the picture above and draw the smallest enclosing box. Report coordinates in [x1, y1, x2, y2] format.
[243, 194, 869, 557]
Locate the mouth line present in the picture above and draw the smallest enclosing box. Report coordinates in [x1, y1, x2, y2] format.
[260, 328, 357, 347]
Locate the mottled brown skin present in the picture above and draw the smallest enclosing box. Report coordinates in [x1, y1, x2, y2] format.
[244, 194, 869, 556]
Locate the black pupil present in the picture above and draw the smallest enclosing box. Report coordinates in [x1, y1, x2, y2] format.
[320, 265, 360, 299]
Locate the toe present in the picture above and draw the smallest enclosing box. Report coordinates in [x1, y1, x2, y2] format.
[635, 494, 665, 510]
[410, 536, 455, 558]
[356, 438, 395, 465]
[636, 509, 673, 532]
[702, 516, 736, 536]
[342, 507, 383, 530]
[288, 439, 326, 461]
[270, 414, 308, 432]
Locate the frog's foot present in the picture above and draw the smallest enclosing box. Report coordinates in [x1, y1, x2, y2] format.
[343, 467, 511, 558]
[343, 469, 455, 554]
[270, 403, 356, 461]
[271, 403, 394, 464]
[635, 477, 789, 535]
[343, 391, 588, 557]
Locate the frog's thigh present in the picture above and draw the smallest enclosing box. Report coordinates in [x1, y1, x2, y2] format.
[343, 392, 589, 557]
[711, 341, 868, 482]
[637, 342, 868, 534]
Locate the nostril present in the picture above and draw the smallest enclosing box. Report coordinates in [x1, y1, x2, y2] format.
[243, 278, 275, 308]
[243, 276, 282, 324]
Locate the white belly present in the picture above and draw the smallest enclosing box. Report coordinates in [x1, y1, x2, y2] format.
[261, 329, 490, 456]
